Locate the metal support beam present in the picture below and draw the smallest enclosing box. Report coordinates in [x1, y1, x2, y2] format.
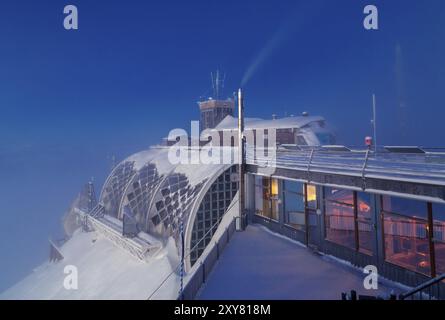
[427, 202, 436, 278]
[237, 88, 246, 231]
[247, 165, 445, 203]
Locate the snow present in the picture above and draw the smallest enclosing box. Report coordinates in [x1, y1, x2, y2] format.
[125, 149, 159, 171]
[0, 229, 179, 300]
[211, 115, 324, 132]
[120, 146, 230, 188]
[249, 147, 445, 189]
[198, 224, 405, 300]
[0, 193, 240, 300]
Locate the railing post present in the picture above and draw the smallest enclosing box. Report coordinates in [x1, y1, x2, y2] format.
[361, 149, 370, 190]
[427, 202, 437, 278]
[306, 149, 314, 183]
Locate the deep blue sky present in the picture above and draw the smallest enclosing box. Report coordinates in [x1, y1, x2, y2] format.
[1, 0, 445, 291]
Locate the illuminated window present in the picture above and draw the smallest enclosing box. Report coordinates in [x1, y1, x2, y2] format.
[433, 203, 445, 275]
[382, 196, 431, 275]
[254, 176, 279, 221]
[357, 192, 374, 255]
[324, 188, 355, 249]
[306, 184, 317, 209]
[270, 178, 279, 221]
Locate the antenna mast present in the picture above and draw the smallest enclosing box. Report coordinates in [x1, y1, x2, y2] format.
[211, 70, 225, 100]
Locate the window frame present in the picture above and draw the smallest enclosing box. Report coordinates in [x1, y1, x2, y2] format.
[323, 187, 374, 256]
[380, 196, 436, 277]
[282, 180, 306, 232]
[253, 176, 279, 222]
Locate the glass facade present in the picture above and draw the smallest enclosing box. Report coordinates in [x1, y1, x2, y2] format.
[324, 188, 356, 249]
[254, 176, 279, 221]
[382, 196, 431, 275]
[324, 188, 374, 254]
[357, 192, 373, 255]
[148, 172, 207, 246]
[433, 203, 445, 275]
[101, 161, 136, 218]
[251, 174, 445, 278]
[122, 163, 161, 233]
[190, 166, 238, 266]
[283, 181, 305, 230]
[306, 184, 317, 209]
[281, 182, 318, 230]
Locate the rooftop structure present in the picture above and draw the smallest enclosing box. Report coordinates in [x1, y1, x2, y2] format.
[3, 86, 445, 300]
[96, 147, 239, 270]
[245, 146, 445, 298]
[198, 71, 234, 130]
[207, 114, 335, 146]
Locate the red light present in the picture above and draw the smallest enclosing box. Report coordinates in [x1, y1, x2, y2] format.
[365, 136, 373, 146]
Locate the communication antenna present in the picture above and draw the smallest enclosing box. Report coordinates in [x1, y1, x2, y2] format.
[210, 72, 215, 98]
[211, 70, 225, 100]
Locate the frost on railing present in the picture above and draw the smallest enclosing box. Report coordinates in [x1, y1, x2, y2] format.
[247, 145, 445, 186]
[74, 207, 161, 261]
[146, 197, 239, 300]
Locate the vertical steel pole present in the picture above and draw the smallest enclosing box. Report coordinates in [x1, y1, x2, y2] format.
[237, 88, 246, 231]
[353, 191, 359, 252]
[427, 202, 436, 278]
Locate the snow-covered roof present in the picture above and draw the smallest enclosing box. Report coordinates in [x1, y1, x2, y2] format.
[0, 230, 179, 299]
[98, 146, 232, 258]
[210, 115, 325, 132]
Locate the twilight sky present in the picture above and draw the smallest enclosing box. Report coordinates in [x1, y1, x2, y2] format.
[1, 0, 445, 291]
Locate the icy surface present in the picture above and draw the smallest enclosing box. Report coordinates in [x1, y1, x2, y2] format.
[0, 230, 179, 300]
[212, 115, 324, 131]
[249, 147, 445, 188]
[198, 224, 403, 300]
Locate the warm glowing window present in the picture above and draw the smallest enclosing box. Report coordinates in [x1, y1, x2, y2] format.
[271, 178, 279, 196]
[324, 188, 356, 249]
[382, 196, 431, 275]
[254, 176, 279, 221]
[306, 184, 317, 209]
[324, 188, 374, 255]
[269, 178, 280, 221]
[357, 192, 373, 255]
[433, 203, 445, 275]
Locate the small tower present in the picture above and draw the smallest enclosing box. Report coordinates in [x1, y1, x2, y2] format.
[198, 71, 235, 130]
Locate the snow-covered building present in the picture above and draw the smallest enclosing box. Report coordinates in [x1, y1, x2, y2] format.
[1, 146, 240, 299]
[5, 95, 445, 300]
[202, 114, 335, 147]
[96, 147, 238, 270]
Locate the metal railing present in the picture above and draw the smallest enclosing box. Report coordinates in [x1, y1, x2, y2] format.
[75, 207, 159, 261]
[147, 197, 239, 300]
[399, 273, 445, 300]
[247, 146, 445, 186]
